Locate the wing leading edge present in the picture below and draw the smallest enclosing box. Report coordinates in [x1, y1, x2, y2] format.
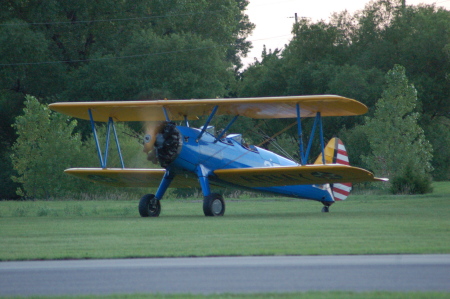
[65, 165, 387, 190]
[49, 95, 368, 122]
[214, 165, 387, 188]
[64, 168, 198, 188]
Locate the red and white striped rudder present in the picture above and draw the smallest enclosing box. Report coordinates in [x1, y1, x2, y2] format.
[332, 138, 352, 200]
[314, 137, 353, 201]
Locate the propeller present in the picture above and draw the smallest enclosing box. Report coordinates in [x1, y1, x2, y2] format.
[142, 121, 164, 163]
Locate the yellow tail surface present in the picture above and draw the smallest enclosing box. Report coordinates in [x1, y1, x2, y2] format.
[314, 137, 352, 200]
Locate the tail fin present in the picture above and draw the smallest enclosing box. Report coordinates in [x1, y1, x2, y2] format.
[314, 137, 352, 201]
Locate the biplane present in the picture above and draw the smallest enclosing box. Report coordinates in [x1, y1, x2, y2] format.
[49, 95, 387, 217]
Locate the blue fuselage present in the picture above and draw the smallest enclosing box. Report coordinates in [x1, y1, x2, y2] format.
[169, 126, 334, 204]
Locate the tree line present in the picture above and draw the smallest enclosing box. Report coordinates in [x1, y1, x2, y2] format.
[0, 0, 254, 198]
[239, 0, 449, 191]
[1, 0, 448, 199]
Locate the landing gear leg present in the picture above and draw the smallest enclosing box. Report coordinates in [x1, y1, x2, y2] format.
[197, 166, 225, 217]
[139, 170, 174, 217]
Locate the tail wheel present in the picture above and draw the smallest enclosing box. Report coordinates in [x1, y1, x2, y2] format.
[139, 194, 161, 217]
[203, 193, 225, 216]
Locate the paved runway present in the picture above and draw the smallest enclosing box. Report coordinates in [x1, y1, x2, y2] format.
[1, 255, 449, 296]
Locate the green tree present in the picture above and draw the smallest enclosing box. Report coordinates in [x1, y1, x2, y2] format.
[239, 47, 286, 97]
[0, 0, 253, 101]
[288, 18, 350, 65]
[239, 0, 449, 179]
[361, 65, 433, 194]
[1, 1, 254, 196]
[62, 32, 233, 102]
[0, 20, 67, 97]
[422, 116, 450, 180]
[351, 1, 450, 119]
[147, 0, 254, 70]
[10, 96, 155, 199]
[11, 95, 84, 198]
[0, 92, 22, 199]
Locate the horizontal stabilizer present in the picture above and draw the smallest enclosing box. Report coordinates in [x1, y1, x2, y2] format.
[64, 168, 199, 188]
[214, 165, 387, 188]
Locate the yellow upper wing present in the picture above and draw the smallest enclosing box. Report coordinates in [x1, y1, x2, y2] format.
[214, 164, 387, 188]
[49, 95, 368, 122]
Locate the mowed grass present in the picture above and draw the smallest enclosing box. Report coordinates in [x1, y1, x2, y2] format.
[0, 182, 449, 261]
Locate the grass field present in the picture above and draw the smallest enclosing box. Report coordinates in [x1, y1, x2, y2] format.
[1, 182, 449, 261]
[1, 183, 449, 298]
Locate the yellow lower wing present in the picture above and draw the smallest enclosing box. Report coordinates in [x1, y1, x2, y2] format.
[65, 168, 199, 188]
[214, 165, 387, 188]
[66, 165, 388, 189]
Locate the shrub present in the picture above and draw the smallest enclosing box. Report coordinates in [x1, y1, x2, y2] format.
[390, 163, 433, 194]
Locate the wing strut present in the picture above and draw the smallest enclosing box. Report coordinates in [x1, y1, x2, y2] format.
[296, 109, 326, 165]
[197, 105, 219, 142]
[88, 109, 125, 169]
[296, 104, 305, 165]
[162, 106, 171, 122]
[318, 112, 326, 164]
[214, 115, 239, 143]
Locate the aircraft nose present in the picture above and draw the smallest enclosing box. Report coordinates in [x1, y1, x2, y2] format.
[143, 134, 153, 153]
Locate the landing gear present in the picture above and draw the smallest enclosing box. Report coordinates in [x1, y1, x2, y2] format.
[321, 206, 330, 213]
[203, 193, 225, 216]
[139, 194, 161, 217]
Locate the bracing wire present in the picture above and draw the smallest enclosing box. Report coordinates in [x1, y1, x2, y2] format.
[0, 34, 291, 67]
[0, 10, 225, 26]
[251, 121, 298, 162]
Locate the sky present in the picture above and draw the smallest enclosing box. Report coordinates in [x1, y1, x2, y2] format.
[243, 0, 450, 65]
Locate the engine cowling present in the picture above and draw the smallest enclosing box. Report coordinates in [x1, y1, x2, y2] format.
[152, 122, 183, 168]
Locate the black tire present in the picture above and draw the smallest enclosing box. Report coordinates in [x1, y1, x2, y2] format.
[139, 194, 161, 217]
[321, 206, 329, 213]
[203, 193, 225, 216]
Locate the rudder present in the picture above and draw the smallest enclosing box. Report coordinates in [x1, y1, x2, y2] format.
[314, 137, 352, 201]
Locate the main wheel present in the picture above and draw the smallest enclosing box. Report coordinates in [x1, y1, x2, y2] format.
[139, 194, 161, 217]
[203, 193, 225, 216]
